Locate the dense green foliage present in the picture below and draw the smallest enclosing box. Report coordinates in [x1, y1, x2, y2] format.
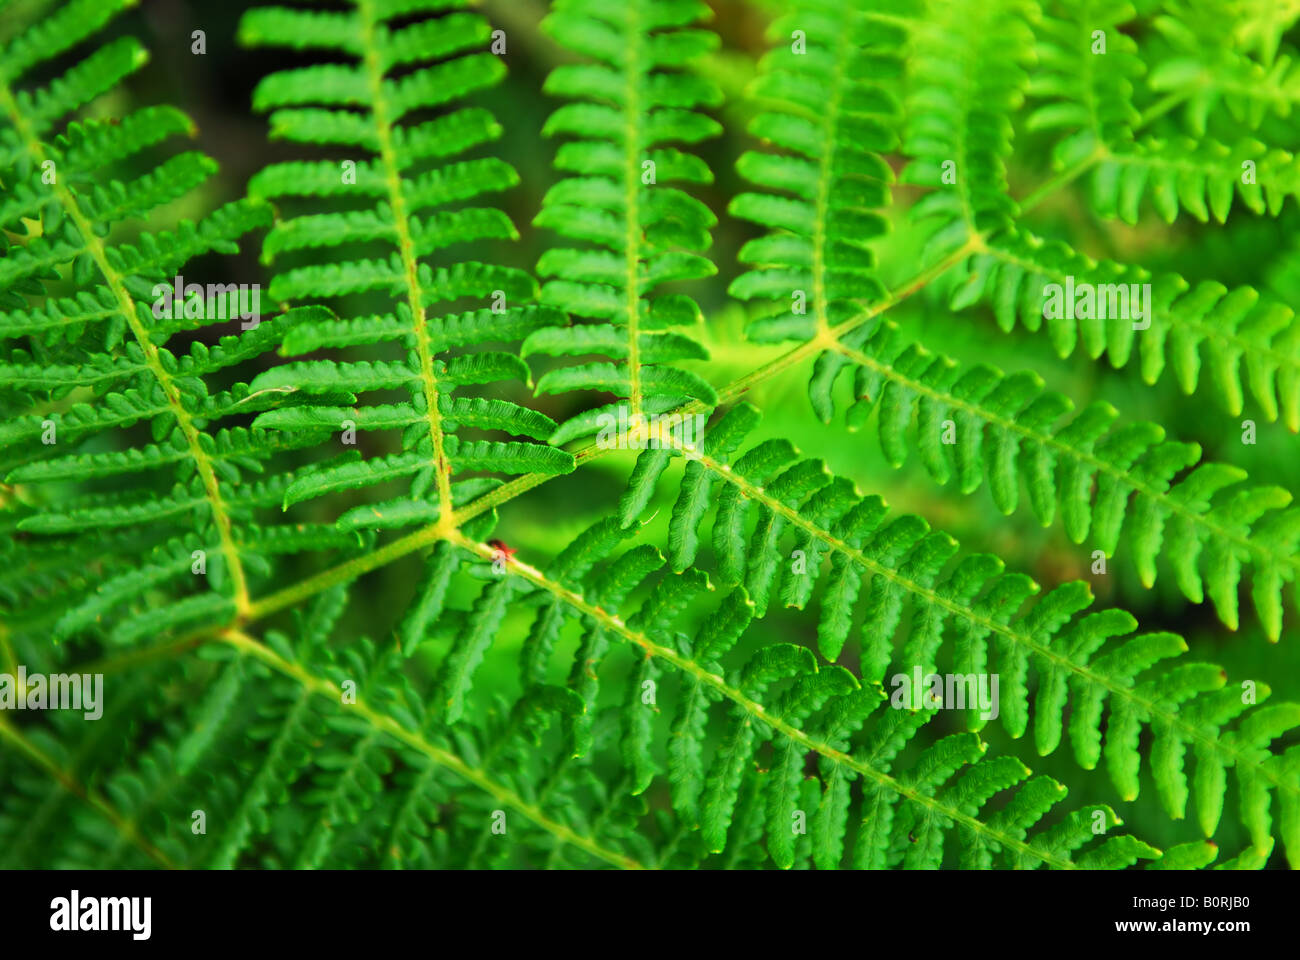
[1, 0, 1298, 870]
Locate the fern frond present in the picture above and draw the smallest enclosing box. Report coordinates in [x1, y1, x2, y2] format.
[242, 0, 573, 527]
[1026, 1, 1300, 224]
[811, 315, 1300, 638]
[0, 0, 278, 634]
[441, 524, 1160, 869]
[615, 402, 1300, 859]
[1148, 2, 1300, 135]
[945, 226, 1300, 429]
[1088, 136, 1300, 224]
[0, 710, 174, 869]
[728, 0, 900, 345]
[528, 0, 722, 431]
[209, 685, 319, 870]
[901, 0, 1038, 238]
[1184, 0, 1300, 66]
[1028, 0, 1142, 169]
[220, 617, 648, 869]
[3, 0, 1296, 877]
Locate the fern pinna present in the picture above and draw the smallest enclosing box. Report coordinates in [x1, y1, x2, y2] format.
[1, 0, 1299, 872]
[0, 0, 278, 644]
[527, 0, 723, 442]
[239, 0, 575, 530]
